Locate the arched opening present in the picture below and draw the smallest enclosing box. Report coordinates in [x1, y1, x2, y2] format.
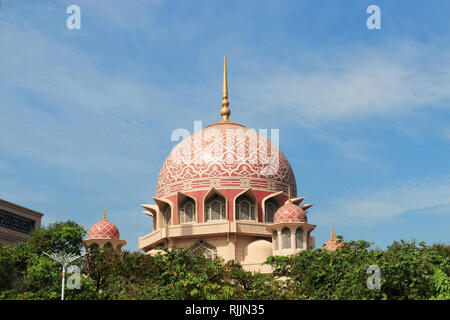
[236, 194, 255, 221]
[265, 199, 277, 223]
[104, 242, 113, 249]
[179, 198, 196, 224]
[282, 228, 291, 249]
[273, 231, 279, 251]
[162, 206, 171, 226]
[296, 228, 304, 249]
[190, 240, 217, 259]
[205, 194, 226, 221]
[89, 243, 99, 251]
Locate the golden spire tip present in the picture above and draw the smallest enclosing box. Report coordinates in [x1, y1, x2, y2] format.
[220, 56, 230, 121]
[103, 205, 106, 220]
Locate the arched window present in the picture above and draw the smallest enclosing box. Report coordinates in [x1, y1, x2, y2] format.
[104, 242, 113, 249]
[265, 200, 277, 223]
[89, 243, 99, 251]
[163, 206, 171, 226]
[273, 231, 279, 251]
[179, 198, 195, 224]
[296, 228, 304, 249]
[236, 195, 255, 221]
[190, 240, 217, 260]
[205, 195, 226, 221]
[282, 228, 291, 249]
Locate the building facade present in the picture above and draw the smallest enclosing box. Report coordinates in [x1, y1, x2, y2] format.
[138, 58, 316, 272]
[0, 198, 43, 246]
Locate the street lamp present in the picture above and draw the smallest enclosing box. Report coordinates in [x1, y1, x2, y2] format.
[43, 251, 86, 300]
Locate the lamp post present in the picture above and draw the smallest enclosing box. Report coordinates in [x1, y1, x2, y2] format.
[43, 251, 85, 300]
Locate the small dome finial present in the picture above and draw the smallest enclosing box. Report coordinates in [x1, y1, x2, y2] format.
[220, 56, 231, 121]
[288, 185, 292, 202]
[103, 205, 106, 220]
[330, 224, 336, 239]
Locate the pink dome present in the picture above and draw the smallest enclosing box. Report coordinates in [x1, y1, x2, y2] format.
[156, 122, 297, 198]
[273, 202, 307, 224]
[323, 237, 344, 251]
[88, 219, 120, 240]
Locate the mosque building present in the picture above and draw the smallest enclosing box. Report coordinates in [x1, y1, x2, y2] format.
[136, 57, 318, 272]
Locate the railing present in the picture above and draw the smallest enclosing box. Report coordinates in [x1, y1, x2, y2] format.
[139, 221, 272, 250]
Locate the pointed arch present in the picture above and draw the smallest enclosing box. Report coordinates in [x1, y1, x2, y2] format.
[141, 204, 158, 231]
[233, 188, 257, 221]
[261, 191, 284, 223]
[177, 192, 197, 224]
[154, 197, 174, 227]
[189, 240, 217, 259]
[203, 188, 228, 222]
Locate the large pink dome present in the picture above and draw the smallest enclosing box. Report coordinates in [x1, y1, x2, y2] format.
[88, 219, 120, 240]
[156, 121, 297, 198]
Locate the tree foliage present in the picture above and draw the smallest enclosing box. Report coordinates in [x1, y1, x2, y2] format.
[0, 221, 448, 300]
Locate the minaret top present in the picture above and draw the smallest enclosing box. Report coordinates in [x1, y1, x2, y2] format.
[219, 56, 231, 122]
[330, 224, 336, 239]
[103, 206, 106, 220]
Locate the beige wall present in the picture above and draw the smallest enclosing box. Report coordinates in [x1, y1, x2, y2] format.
[0, 199, 43, 246]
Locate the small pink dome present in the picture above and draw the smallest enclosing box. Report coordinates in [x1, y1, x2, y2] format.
[88, 219, 120, 240]
[273, 202, 307, 224]
[323, 237, 344, 251]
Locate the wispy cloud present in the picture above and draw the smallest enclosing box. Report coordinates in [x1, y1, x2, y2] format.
[236, 41, 450, 126]
[314, 175, 450, 227]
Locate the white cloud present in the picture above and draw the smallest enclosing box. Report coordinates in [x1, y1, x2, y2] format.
[235, 42, 450, 126]
[314, 175, 450, 227]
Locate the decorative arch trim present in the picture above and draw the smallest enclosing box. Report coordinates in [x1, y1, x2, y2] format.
[203, 188, 228, 222]
[177, 192, 198, 224]
[261, 191, 284, 223]
[189, 240, 217, 259]
[233, 188, 257, 221]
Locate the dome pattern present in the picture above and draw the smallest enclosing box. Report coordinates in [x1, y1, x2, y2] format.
[156, 122, 297, 198]
[323, 237, 344, 251]
[273, 202, 307, 224]
[88, 219, 120, 240]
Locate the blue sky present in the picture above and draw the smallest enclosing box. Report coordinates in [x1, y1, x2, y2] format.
[0, 0, 449, 251]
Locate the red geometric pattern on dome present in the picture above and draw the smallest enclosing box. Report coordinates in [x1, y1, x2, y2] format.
[323, 237, 344, 251]
[88, 219, 120, 240]
[156, 122, 297, 197]
[273, 202, 307, 224]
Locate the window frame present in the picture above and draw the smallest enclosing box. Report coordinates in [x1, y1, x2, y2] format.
[282, 227, 291, 249]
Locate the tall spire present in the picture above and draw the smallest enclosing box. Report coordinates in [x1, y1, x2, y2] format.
[103, 206, 106, 220]
[220, 56, 231, 121]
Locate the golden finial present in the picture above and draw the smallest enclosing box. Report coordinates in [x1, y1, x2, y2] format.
[333, 225, 336, 238]
[103, 205, 106, 220]
[220, 56, 231, 121]
[288, 185, 292, 202]
[330, 224, 333, 238]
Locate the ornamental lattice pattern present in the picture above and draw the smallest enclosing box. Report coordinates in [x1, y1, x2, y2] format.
[0, 209, 35, 234]
[273, 202, 308, 224]
[87, 220, 120, 240]
[156, 123, 297, 197]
